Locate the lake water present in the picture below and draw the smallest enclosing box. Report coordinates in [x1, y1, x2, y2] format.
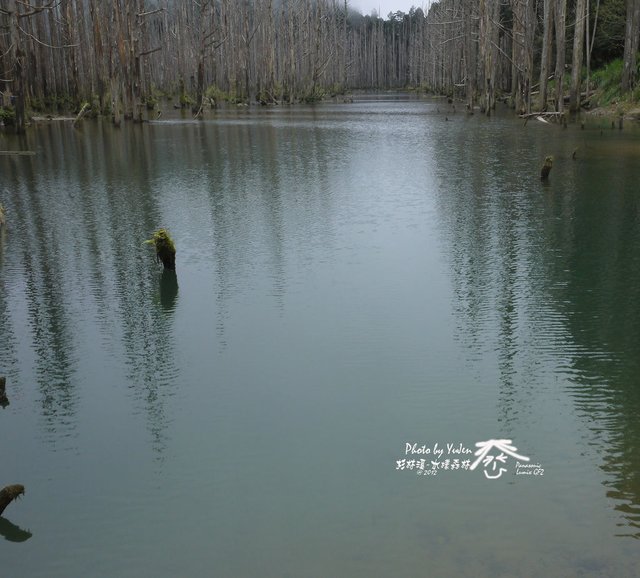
[1, 97, 640, 577]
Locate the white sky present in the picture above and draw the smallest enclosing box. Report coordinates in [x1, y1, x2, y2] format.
[352, 0, 429, 17]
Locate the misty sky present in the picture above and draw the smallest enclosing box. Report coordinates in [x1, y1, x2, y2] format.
[352, 0, 429, 17]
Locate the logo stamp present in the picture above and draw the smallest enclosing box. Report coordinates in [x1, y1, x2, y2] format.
[396, 439, 542, 479]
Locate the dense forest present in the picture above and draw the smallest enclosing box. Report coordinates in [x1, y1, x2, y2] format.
[1, 0, 639, 132]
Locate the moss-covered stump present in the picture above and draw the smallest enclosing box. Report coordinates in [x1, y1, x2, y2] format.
[540, 156, 553, 180]
[145, 229, 176, 270]
[0, 485, 25, 517]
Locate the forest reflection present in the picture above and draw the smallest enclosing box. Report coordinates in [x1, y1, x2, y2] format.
[0, 114, 341, 456]
[433, 120, 640, 538]
[1, 123, 179, 454]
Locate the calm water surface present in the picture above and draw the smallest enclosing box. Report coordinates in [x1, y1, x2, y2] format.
[1, 98, 640, 577]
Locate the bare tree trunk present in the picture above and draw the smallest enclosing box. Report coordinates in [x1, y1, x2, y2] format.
[7, 0, 26, 134]
[554, 0, 567, 113]
[539, 0, 554, 111]
[622, 0, 640, 91]
[570, 0, 587, 112]
[586, 0, 601, 100]
[463, 2, 476, 109]
[479, 0, 500, 115]
[511, 0, 534, 114]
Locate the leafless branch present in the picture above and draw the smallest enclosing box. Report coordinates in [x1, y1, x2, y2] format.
[139, 46, 162, 57]
[17, 24, 78, 48]
[16, 0, 61, 19]
[138, 8, 164, 18]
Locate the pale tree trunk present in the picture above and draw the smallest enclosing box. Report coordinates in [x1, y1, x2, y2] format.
[585, 0, 601, 100]
[7, 0, 26, 134]
[343, 0, 348, 88]
[570, 0, 586, 112]
[463, 2, 476, 109]
[479, 0, 500, 115]
[523, 0, 535, 114]
[539, 0, 554, 111]
[554, 0, 567, 113]
[511, 0, 534, 114]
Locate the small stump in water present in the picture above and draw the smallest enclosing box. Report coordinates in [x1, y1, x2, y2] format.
[145, 229, 176, 270]
[0, 376, 8, 408]
[0, 204, 5, 228]
[540, 156, 553, 180]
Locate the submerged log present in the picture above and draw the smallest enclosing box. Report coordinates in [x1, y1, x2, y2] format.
[522, 112, 565, 127]
[541, 156, 553, 180]
[145, 229, 176, 270]
[0, 485, 25, 517]
[0, 204, 5, 228]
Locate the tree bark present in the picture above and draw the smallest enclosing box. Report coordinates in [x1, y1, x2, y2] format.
[7, 0, 26, 134]
[622, 0, 640, 91]
[554, 0, 567, 113]
[570, 0, 587, 112]
[539, 0, 554, 111]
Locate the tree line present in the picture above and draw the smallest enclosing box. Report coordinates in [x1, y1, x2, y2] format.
[0, 0, 638, 132]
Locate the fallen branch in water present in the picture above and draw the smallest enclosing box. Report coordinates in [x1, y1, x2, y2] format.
[73, 102, 90, 127]
[0, 485, 25, 517]
[521, 111, 566, 127]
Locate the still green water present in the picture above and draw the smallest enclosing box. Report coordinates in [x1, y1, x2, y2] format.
[1, 98, 639, 577]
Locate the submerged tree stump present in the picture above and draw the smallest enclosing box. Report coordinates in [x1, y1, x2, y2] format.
[0, 485, 25, 517]
[540, 156, 553, 180]
[0, 376, 8, 407]
[145, 229, 176, 270]
[0, 204, 5, 228]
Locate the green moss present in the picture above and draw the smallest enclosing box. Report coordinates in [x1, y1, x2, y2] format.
[0, 107, 15, 126]
[302, 86, 326, 103]
[144, 94, 159, 110]
[145, 228, 176, 270]
[179, 93, 194, 107]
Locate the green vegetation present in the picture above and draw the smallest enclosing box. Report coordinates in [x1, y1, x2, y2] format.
[179, 92, 194, 108]
[144, 94, 159, 111]
[0, 107, 15, 126]
[205, 85, 245, 106]
[590, 56, 640, 108]
[591, 59, 625, 106]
